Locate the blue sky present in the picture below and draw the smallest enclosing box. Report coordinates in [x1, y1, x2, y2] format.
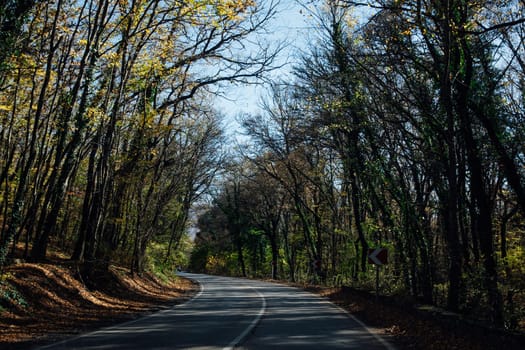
[217, 0, 311, 138]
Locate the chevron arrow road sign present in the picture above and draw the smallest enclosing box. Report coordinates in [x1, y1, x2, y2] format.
[367, 248, 388, 265]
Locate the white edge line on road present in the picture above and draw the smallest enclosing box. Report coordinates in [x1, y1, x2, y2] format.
[259, 279, 396, 350]
[36, 274, 205, 350]
[320, 298, 397, 350]
[222, 287, 267, 350]
[175, 273, 205, 307]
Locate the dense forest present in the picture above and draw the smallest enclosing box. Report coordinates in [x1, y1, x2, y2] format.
[189, 0, 525, 330]
[0, 0, 280, 277]
[0, 0, 524, 332]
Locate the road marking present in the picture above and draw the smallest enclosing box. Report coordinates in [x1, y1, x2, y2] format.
[320, 298, 397, 350]
[223, 287, 267, 350]
[175, 273, 205, 307]
[251, 280, 396, 350]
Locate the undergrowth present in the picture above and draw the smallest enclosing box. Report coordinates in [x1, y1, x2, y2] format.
[0, 278, 28, 311]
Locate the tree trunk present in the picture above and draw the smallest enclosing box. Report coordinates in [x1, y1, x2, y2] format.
[456, 40, 503, 325]
[269, 232, 278, 279]
[236, 232, 246, 277]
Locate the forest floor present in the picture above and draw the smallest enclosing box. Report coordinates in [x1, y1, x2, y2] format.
[0, 250, 198, 350]
[303, 284, 525, 350]
[1, 257, 524, 350]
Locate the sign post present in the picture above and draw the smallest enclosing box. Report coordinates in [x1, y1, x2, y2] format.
[367, 248, 388, 300]
[375, 262, 380, 300]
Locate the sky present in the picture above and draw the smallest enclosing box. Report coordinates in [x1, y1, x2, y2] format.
[188, 1, 313, 232]
[216, 0, 312, 139]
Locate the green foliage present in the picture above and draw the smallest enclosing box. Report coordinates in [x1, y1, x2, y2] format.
[188, 243, 210, 273]
[146, 234, 194, 278]
[503, 244, 525, 277]
[207, 251, 240, 276]
[0, 280, 28, 311]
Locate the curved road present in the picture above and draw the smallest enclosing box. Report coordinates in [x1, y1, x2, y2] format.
[38, 273, 395, 350]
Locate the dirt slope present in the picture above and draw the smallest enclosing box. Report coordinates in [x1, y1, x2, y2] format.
[308, 285, 525, 350]
[0, 260, 197, 350]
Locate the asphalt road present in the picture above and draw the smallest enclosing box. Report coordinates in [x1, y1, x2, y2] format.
[37, 273, 395, 350]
